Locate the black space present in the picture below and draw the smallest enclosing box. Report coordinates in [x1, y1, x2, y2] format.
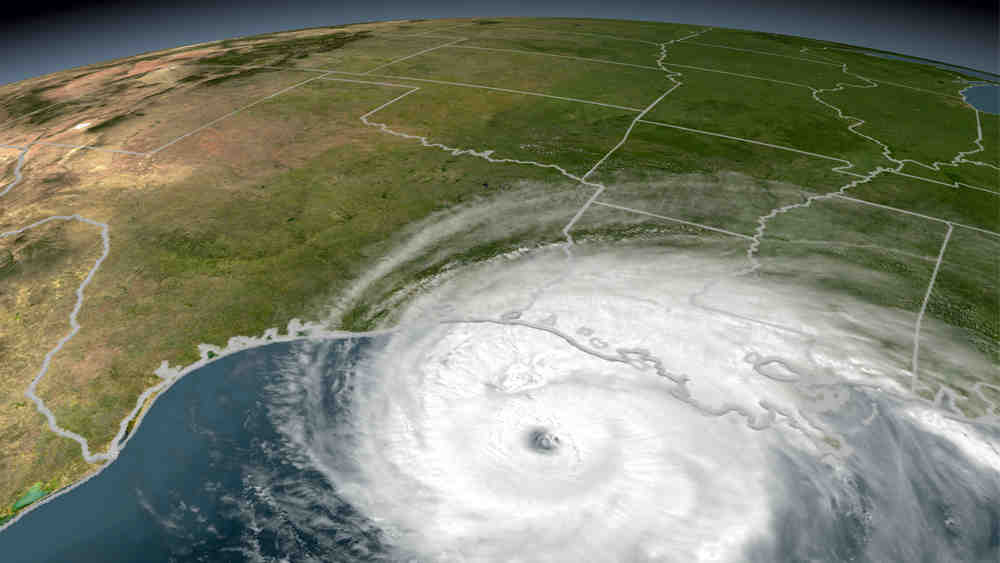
[0, 0, 997, 85]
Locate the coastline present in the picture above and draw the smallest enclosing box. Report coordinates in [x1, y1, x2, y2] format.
[960, 83, 1000, 115]
[0, 318, 397, 533]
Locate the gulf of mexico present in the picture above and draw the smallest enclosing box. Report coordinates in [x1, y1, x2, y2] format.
[0, 337, 388, 563]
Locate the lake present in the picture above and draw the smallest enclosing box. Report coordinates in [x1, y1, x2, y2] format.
[962, 84, 1000, 114]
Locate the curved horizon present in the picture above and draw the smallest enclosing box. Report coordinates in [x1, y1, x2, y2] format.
[1, 1, 997, 86]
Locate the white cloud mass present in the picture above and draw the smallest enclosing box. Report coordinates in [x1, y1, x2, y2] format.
[269, 243, 1000, 562]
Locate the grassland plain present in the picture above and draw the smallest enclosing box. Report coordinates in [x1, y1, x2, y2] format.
[376, 46, 671, 110]
[694, 28, 845, 60]
[362, 83, 638, 178]
[0, 220, 105, 522]
[848, 173, 1000, 233]
[819, 80, 983, 166]
[642, 70, 894, 175]
[589, 124, 855, 230]
[287, 35, 452, 72]
[698, 26, 995, 95]
[0, 15, 997, 524]
[485, 17, 705, 44]
[662, 42, 852, 89]
[978, 111, 1000, 167]
[16, 78, 569, 513]
[924, 228, 1000, 365]
[807, 47, 992, 97]
[897, 161, 1000, 192]
[909, 225, 1000, 415]
[444, 29, 664, 67]
[572, 199, 755, 252]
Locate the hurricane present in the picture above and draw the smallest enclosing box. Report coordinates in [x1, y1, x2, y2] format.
[264, 242, 1000, 562]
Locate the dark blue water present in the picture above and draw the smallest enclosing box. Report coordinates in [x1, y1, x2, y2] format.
[962, 84, 1000, 114]
[0, 338, 390, 563]
[0, 333, 997, 562]
[856, 51, 1000, 82]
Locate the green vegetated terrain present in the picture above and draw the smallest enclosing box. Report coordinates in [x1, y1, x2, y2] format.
[369, 84, 638, 177]
[1, 16, 998, 521]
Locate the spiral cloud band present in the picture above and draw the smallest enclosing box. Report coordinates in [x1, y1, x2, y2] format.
[270, 244, 1000, 562]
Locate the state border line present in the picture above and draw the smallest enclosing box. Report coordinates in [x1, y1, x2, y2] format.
[831, 194, 1000, 238]
[11, 37, 993, 242]
[22, 38, 992, 238]
[362, 37, 468, 74]
[638, 118, 855, 164]
[33, 142, 148, 156]
[321, 74, 643, 112]
[6, 19, 999, 533]
[591, 201, 755, 240]
[441, 43, 818, 89]
[451, 24, 973, 100]
[397, 29, 975, 102]
[819, 46, 999, 84]
[684, 40, 841, 66]
[147, 72, 336, 155]
[594, 193, 1000, 244]
[450, 44, 661, 71]
[453, 24, 972, 98]
[23, 63, 646, 158]
[890, 170, 999, 196]
[23, 70, 338, 157]
[0, 213, 113, 463]
[0, 97, 87, 131]
[7, 22, 979, 163]
[0, 144, 28, 196]
[639, 119, 998, 194]
[910, 224, 953, 391]
[501, 25, 661, 46]
[872, 79, 964, 99]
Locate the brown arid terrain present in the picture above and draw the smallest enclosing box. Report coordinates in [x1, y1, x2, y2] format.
[0, 17, 506, 517]
[0, 220, 107, 510]
[1, 15, 997, 528]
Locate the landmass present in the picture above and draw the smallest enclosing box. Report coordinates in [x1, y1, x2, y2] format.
[1, 16, 997, 524]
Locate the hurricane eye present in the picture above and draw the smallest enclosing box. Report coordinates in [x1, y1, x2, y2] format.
[527, 427, 561, 454]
